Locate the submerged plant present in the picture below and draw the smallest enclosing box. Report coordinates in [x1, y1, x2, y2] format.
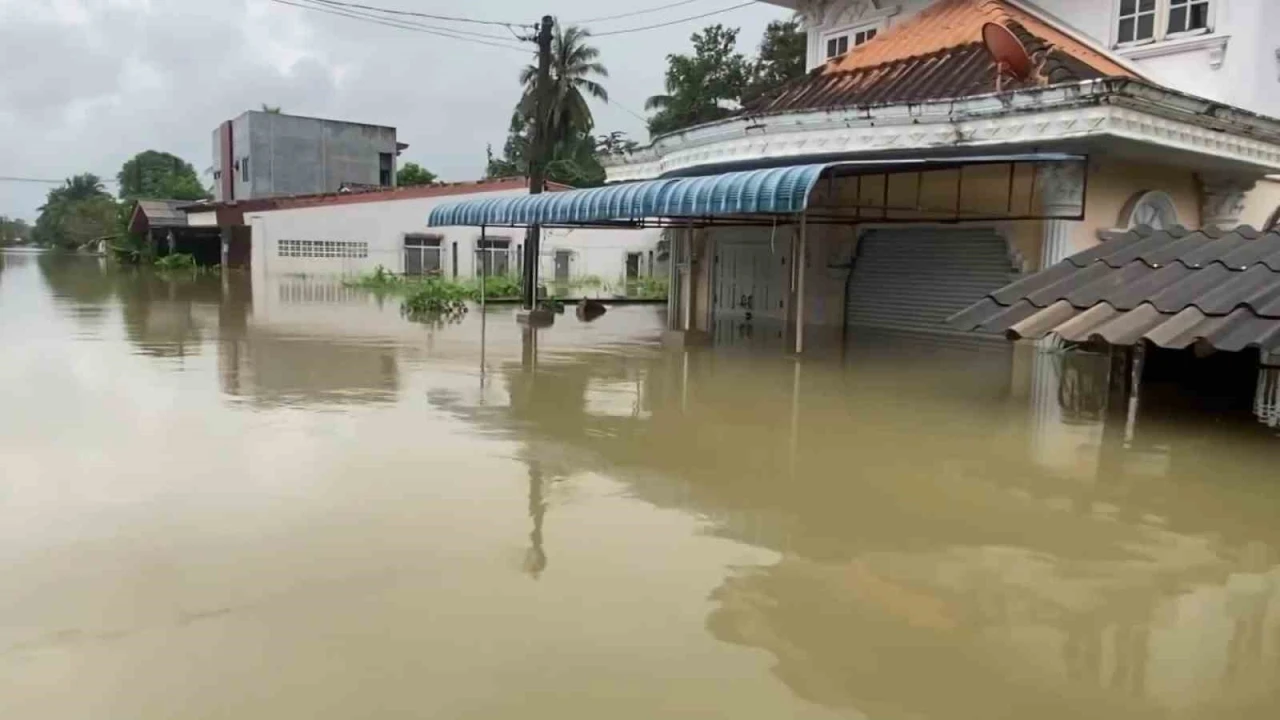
[629, 276, 669, 299]
[153, 252, 198, 272]
[345, 265, 407, 292]
[401, 278, 470, 320]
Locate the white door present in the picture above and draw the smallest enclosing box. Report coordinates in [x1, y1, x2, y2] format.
[712, 232, 787, 348]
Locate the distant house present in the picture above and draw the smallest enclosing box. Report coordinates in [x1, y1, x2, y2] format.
[211, 110, 404, 202]
[129, 199, 222, 265]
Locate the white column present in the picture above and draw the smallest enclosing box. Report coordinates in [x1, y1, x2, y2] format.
[1199, 173, 1256, 230]
[1037, 161, 1086, 269]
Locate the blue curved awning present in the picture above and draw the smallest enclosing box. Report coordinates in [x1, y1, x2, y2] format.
[427, 164, 828, 228]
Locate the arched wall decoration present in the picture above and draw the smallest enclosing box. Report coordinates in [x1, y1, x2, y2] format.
[1119, 190, 1180, 230]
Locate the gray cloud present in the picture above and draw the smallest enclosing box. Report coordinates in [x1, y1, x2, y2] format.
[0, 0, 787, 220]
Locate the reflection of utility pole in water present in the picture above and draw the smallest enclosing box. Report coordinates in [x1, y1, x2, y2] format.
[478, 228, 488, 394]
[521, 325, 538, 373]
[789, 359, 801, 481]
[524, 460, 548, 579]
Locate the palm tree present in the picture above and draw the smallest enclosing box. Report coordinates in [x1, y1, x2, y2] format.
[61, 173, 109, 201]
[518, 23, 608, 146]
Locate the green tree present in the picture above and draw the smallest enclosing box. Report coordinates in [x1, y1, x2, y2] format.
[743, 19, 806, 107]
[646, 24, 749, 137]
[117, 150, 209, 202]
[518, 23, 609, 151]
[261, 104, 282, 113]
[488, 22, 613, 188]
[396, 162, 438, 187]
[32, 174, 118, 249]
[0, 216, 32, 246]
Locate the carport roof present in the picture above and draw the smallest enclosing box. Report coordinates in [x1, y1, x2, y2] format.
[948, 226, 1280, 352]
[427, 153, 1083, 228]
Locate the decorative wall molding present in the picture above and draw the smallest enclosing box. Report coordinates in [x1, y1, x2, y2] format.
[607, 101, 1280, 185]
[1198, 173, 1256, 229]
[1037, 161, 1086, 214]
[1116, 33, 1230, 69]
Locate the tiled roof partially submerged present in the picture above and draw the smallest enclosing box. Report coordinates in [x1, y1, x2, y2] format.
[747, 0, 1139, 115]
[948, 226, 1280, 353]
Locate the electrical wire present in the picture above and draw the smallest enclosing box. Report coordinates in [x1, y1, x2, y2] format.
[609, 100, 650, 124]
[290, 0, 528, 43]
[0, 176, 118, 184]
[293, 0, 524, 27]
[572, 0, 709, 24]
[592, 1, 760, 37]
[269, 0, 531, 52]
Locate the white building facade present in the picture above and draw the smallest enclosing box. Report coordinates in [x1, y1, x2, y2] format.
[787, 0, 1280, 118]
[238, 179, 662, 290]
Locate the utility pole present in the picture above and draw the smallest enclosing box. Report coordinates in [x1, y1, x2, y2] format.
[522, 14, 555, 311]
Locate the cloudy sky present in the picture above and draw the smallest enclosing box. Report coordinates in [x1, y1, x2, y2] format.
[0, 0, 789, 220]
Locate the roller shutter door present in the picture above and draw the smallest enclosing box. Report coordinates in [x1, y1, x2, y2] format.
[846, 228, 1017, 338]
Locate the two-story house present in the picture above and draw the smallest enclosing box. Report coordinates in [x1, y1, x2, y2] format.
[211, 111, 404, 202]
[793, 0, 1276, 119]
[590, 0, 1280, 363]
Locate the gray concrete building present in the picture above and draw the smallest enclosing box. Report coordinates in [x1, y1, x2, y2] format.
[212, 111, 403, 202]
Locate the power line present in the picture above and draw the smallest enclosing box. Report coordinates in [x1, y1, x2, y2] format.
[270, 0, 530, 52]
[609, 99, 650, 124]
[572, 0, 710, 24]
[0, 176, 119, 185]
[592, 1, 760, 37]
[303, 0, 526, 40]
[282, 0, 527, 45]
[298, 0, 525, 28]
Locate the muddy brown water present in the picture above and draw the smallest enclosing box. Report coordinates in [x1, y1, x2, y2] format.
[2, 251, 1279, 719]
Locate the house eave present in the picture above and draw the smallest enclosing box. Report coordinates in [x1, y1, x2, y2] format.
[606, 79, 1280, 183]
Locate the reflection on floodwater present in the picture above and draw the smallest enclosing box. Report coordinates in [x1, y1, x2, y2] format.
[2, 251, 1279, 720]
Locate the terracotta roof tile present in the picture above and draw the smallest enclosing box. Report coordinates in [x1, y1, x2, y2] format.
[747, 0, 1137, 115]
[824, 0, 1135, 79]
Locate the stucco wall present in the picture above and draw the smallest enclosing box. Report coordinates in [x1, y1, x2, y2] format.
[246, 113, 398, 198]
[1067, 158, 1201, 255]
[246, 191, 661, 286]
[796, 0, 1280, 118]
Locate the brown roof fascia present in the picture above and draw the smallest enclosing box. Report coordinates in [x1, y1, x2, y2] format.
[178, 177, 573, 219]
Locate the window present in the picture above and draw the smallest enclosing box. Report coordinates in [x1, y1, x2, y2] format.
[823, 26, 878, 60]
[476, 237, 512, 276]
[404, 233, 444, 276]
[277, 239, 369, 259]
[1167, 0, 1210, 35]
[239, 156, 250, 182]
[825, 35, 848, 60]
[1116, 0, 1211, 46]
[1117, 0, 1157, 44]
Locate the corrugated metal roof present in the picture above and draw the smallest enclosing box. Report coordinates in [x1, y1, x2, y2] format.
[948, 226, 1280, 352]
[428, 164, 829, 227]
[747, 0, 1135, 115]
[134, 199, 190, 227]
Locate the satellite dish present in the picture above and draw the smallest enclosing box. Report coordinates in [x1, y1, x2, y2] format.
[981, 22, 1032, 91]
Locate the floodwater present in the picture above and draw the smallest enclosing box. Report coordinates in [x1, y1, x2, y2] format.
[2, 249, 1280, 720]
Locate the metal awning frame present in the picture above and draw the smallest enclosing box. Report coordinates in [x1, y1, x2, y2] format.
[428, 154, 1088, 230]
